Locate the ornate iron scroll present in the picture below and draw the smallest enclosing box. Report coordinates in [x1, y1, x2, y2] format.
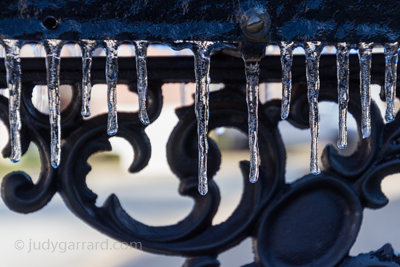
[0, 54, 400, 266]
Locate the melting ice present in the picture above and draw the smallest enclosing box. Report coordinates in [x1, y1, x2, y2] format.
[3, 39, 22, 162]
[44, 39, 63, 168]
[358, 42, 374, 139]
[244, 61, 260, 183]
[336, 43, 350, 149]
[304, 42, 322, 175]
[279, 41, 295, 120]
[192, 41, 214, 196]
[104, 40, 119, 136]
[80, 40, 97, 117]
[384, 42, 399, 123]
[133, 41, 150, 125]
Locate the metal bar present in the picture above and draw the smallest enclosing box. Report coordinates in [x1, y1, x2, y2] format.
[0, 54, 389, 87]
[0, 1, 399, 42]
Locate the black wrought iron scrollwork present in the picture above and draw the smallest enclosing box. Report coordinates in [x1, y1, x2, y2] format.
[1, 55, 400, 267]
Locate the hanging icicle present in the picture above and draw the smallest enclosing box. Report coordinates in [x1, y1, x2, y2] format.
[104, 40, 119, 136]
[191, 41, 215, 196]
[3, 39, 22, 162]
[244, 61, 260, 183]
[133, 41, 150, 125]
[358, 42, 374, 139]
[304, 42, 323, 175]
[336, 43, 350, 149]
[44, 39, 63, 168]
[384, 42, 399, 123]
[80, 40, 97, 117]
[279, 41, 295, 120]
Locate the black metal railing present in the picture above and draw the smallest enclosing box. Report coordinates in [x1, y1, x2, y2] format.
[1, 1, 400, 266]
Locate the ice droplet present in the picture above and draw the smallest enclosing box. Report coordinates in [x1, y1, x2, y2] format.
[244, 61, 260, 183]
[44, 39, 63, 168]
[133, 41, 150, 125]
[336, 43, 350, 149]
[104, 40, 119, 136]
[304, 42, 323, 175]
[384, 42, 399, 123]
[3, 39, 22, 162]
[279, 41, 295, 120]
[358, 42, 374, 139]
[80, 40, 96, 117]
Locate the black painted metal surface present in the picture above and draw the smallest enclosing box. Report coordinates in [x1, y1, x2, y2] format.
[0, 0, 399, 42]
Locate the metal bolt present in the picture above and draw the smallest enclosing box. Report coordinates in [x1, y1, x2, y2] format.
[241, 8, 271, 41]
[246, 15, 264, 34]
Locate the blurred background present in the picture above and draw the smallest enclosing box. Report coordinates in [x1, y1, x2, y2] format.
[0, 44, 400, 267]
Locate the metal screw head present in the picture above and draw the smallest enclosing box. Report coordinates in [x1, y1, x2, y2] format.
[241, 8, 271, 41]
[246, 15, 264, 34]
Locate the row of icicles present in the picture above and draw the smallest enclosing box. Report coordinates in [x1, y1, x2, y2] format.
[1, 40, 398, 195]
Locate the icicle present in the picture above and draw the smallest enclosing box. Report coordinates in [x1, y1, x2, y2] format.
[104, 40, 119, 136]
[80, 40, 96, 117]
[384, 42, 399, 123]
[44, 39, 63, 168]
[279, 41, 295, 120]
[358, 42, 374, 139]
[304, 42, 323, 175]
[244, 61, 260, 183]
[133, 41, 150, 125]
[336, 43, 350, 149]
[3, 40, 22, 162]
[191, 41, 215, 196]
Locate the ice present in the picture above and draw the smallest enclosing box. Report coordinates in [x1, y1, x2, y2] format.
[133, 41, 150, 125]
[384, 42, 399, 123]
[279, 41, 295, 120]
[358, 42, 374, 138]
[244, 61, 260, 183]
[104, 40, 119, 136]
[80, 40, 97, 117]
[336, 43, 350, 149]
[304, 42, 323, 175]
[191, 41, 215, 195]
[44, 39, 63, 168]
[3, 39, 22, 162]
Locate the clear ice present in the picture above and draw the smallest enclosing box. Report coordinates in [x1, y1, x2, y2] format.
[358, 42, 374, 139]
[244, 61, 260, 183]
[104, 40, 119, 136]
[384, 42, 399, 123]
[336, 43, 350, 149]
[80, 40, 96, 117]
[44, 39, 63, 168]
[133, 41, 150, 125]
[3, 39, 22, 162]
[279, 41, 295, 120]
[192, 41, 215, 196]
[304, 42, 323, 175]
